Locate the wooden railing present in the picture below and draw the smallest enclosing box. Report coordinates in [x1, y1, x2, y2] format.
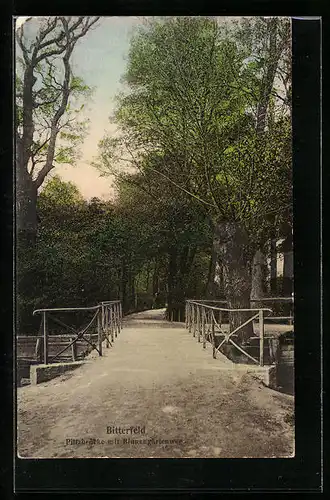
[32, 300, 122, 364]
[185, 300, 273, 366]
[250, 297, 294, 324]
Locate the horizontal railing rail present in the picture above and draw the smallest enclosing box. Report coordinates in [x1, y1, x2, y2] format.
[189, 296, 294, 324]
[33, 305, 101, 313]
[250, 296, 294, 324]
[32, 300, 122, 364]
[185, 299, 274, 366]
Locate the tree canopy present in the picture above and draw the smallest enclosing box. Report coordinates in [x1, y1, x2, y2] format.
[17, 16, 293, 339]
[98, 17, 291, 244]
[96, 16, 292, 329]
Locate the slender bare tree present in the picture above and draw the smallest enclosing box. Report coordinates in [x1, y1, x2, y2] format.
[16, 16, 99, 244]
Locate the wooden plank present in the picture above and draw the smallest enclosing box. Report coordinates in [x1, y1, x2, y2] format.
[229, 339, 260, 365]
[71, 338, 77, 361]
[35, 338, 41, 363]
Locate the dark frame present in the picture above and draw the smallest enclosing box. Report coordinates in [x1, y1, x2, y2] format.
[0, 4, 322, 495]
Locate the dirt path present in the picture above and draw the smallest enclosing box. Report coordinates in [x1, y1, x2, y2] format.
[17, 309, 294, 458]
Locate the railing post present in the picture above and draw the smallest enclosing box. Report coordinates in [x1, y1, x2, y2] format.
[196, 304, 199, 339]
[35, 337, 42, 363]
[197, 306, 201, 342]
[114, 303, 117, 336]
[43, 311, 48, 364]
[101, 303, 104, 330]
[114, 302, 118, 335]
[184, 302, 186, 328]
[289, 298, 293, 325]
[105, 305, 110, 348]
[192, 304, 196, 337]
[188, 302, 191, 331]
[211, 312, 216, 359]
[117, 302, 120, 335]
[189, 302, 192, 331]
[98, 307, 103, 356]
[190, 302, 192, 332]
[120, 302, 123, 330]
[202, 307, 206, 348]
[110, 306, 114, 342]
[259, 309, 264, 366]
[114, 304, 118, 337]
[110, 304, 113, 339]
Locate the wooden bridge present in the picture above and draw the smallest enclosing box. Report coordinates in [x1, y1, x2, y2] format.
[17, 298, 293, 384]
[17, 300, 294, 459]
[17, 301, 122, 384]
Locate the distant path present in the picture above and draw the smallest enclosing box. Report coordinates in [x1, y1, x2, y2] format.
[17, 309, 294, 458]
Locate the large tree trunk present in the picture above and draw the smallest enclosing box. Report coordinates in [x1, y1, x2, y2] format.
[167, 246, 179, 321]
[16, 134, 38, 247]
[127, 269, 135, 311]
[205, 245, 217, 298]
[250, 249, 267, 307]
[281, 232, 293, 296]
[256, 18, 286, 135]
[120, 258, 129, 312]
[167, 247, 175, 320]
[251, 19, 289, 306]
[15, 165, 38, 335]
[17, 60, 38, 249]
[167, 245, 196, 322]
[152, 258, 160, 306]
[270, 239, 277, 294]
[16, 174, 38, 248]
[214, 222, 254, 343]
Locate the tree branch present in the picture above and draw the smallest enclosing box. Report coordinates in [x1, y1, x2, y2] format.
[37, 18, 60, 50]
[33, 92, 62, 108]
[16, 24, 30, 65]
[146, 164, 217, 210]
[32, 135, 51, 157]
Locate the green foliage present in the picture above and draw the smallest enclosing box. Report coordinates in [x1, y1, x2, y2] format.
[18, 166, 216, 331]
[39, 175, 84, 207]
[18, 17, 293, 332]
[70, 76, 90, 93]
[93, 16, 292, 317]
[98, 16, 292, 249]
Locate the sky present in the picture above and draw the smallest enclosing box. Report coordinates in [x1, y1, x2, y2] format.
[17, 16, 144, 200]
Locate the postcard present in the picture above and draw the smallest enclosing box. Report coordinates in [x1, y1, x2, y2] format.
[15, 15, 295, 461]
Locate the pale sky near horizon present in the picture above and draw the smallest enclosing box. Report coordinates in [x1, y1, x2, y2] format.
[17, 16, 144, 200]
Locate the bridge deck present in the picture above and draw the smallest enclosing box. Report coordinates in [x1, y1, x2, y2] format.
[17, 309, 294, 458]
